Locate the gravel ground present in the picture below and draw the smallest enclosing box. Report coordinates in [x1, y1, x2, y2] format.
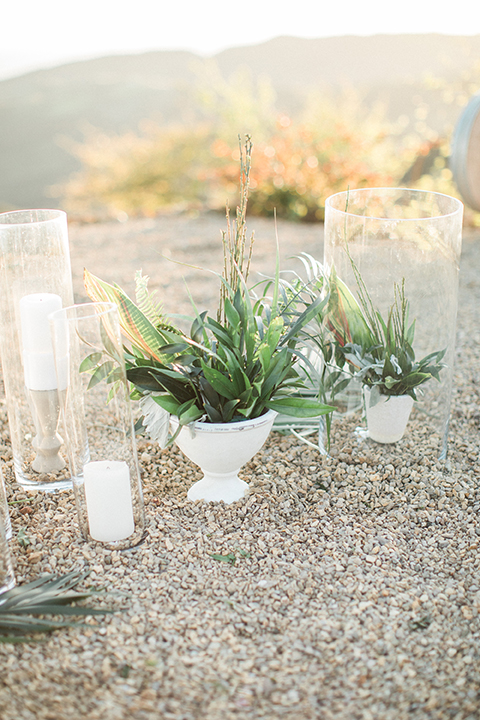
[1, 213, 480, 720]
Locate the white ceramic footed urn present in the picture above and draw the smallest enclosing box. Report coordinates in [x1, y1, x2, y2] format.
[170, 410, 277, 503]
[364, 388, 414, 444]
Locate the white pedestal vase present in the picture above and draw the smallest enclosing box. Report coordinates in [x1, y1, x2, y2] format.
[170, 410, 277, 503]
[364, 388, 414, 444]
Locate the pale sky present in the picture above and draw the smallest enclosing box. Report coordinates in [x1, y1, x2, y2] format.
[2, 0, 480, 79]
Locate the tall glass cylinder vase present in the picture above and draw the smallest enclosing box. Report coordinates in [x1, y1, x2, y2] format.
[0, 465, 12, 541]
[0, 511, 15, 595]
[50, 302, 145, 550]
[323, 188, 463, 459]
[0, 210, 74, 490]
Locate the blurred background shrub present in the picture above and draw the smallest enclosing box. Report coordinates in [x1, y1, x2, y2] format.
[57, 61, 480, 224]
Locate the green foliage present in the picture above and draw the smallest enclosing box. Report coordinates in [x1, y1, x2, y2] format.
[325, 269, 446, 400]
[209, 553, 237, 565]
[17, 528, 31, 548]
[97, 273, 333, 431]
[85, 139, 334, 432]
[209, 547, 251, 565]
[0, 572, 112, 643]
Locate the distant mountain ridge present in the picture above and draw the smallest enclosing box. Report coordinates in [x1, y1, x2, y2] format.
[1, 34, 479, 210]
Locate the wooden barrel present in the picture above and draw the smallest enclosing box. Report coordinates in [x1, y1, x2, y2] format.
[451, 92, 480, 211]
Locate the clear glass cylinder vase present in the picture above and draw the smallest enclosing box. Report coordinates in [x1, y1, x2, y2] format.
[0, 464, 12, 541]
[50, 302, 145, 550]
[0, 511, 15, 595]
[0, 209, 74, 490]
[323, 188, 464, 459]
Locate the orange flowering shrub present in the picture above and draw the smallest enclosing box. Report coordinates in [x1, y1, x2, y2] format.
[207, 115, 401, 221]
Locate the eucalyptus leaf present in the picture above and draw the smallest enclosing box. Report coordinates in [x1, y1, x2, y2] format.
[79, 352, 103, 373]
[86, 360, 114, 390]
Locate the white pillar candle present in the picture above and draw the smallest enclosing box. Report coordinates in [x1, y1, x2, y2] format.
[19, 293, 63, 391]
[83, 460, 135, 543]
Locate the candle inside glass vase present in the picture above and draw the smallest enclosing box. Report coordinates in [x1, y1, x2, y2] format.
[19, 293, 66, 473]
[83, 460, 135, 543]
[49, 301, 145, 549]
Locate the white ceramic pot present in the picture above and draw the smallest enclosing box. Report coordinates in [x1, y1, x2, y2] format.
[170, 410, 277, 503]
[364, 388, 414, 444]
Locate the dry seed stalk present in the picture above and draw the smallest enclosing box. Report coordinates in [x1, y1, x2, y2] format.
[218, 136, 255, 323]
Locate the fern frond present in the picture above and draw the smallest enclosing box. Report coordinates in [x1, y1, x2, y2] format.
[134, 271, 166, 326]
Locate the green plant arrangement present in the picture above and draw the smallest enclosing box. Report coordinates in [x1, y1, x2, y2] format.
[0, 572, 111, 643]
[325, 266, 446, 408]
[84, 137, 334, 442]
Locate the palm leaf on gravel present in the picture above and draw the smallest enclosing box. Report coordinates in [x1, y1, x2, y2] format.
[0, 571, 112, 643]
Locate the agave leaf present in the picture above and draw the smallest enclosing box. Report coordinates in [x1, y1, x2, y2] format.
[0, 615, 76, 631]
[9, 604, 107, 616]
[295, 252, 325, 283]
[0, 572, 113, 642]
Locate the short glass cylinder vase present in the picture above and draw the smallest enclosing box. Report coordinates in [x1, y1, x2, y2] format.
[0, 209, 74, 491]
[323, 188, 463, 459]
[50, 302, 145, 550]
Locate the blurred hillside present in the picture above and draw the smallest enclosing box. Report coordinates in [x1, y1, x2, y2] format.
[1, 34, 480, 211]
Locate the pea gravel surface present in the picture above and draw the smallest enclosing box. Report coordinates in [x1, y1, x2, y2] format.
[1, 213, 480, 720]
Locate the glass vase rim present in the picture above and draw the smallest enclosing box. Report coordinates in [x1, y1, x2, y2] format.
[0, 209, 66, 227]
[325, 187, 464, 221]
[50, 301, 118, 323]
